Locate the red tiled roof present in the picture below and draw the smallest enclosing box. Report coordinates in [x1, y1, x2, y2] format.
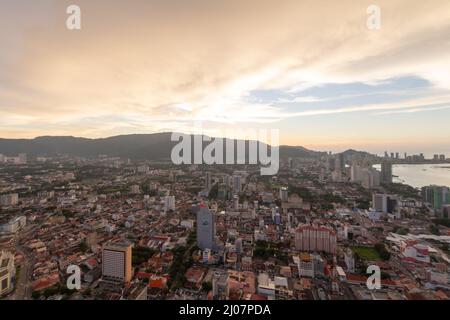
[346, 274, 398, 287]
[148, 278, 166, 288]
[250, 294, 267, 300]
[136, 272, 154, 279]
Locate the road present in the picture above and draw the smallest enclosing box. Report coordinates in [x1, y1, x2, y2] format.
[5, 224, 39, 300]
[6, 245, 34, 300]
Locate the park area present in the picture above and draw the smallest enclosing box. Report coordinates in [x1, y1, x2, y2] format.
[350, 246, 381, 261]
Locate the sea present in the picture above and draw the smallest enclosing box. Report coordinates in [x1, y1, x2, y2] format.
[374, 164, 450, 189]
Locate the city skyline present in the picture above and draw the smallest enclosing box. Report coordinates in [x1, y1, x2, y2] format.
[1, 0, 450, 156]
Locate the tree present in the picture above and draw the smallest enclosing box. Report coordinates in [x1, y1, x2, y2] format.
[202, 281, 212, 292]
[79, 240, 88, 253]
[32, 291, 41, 300]
[430, 224, 440, 235]
[375, 243, 391, 261]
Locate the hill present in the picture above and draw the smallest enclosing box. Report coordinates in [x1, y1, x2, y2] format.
[0, 133, 324, 160]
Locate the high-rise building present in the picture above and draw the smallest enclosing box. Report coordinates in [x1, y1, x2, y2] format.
[361, 168, 380, 189]
[0, 250, 15, 297]
[422, 186, 450, 210]
[217, 184, 228, 200]
[327, 157, 336, 172]
[205, 172, 212, 191]
[102, 243, 133, 283]
[344, 249, 355, 272]
[279, 187, 289, 202]
[233, 195, 239, 210]
[351, 163, 379, 188]
[338, 153, 345, 173]
[164, 195, 176, 211]
[372, 193, 398, 213]
[350, 163, 362, 182]
[380, 160, 393, 184]
[222, 175, 230, 186]
[196, 204, 215, 250]
[235, 238, 243, 254]
[232, 175, 241, 193]
[442, 205, 450, 219]
[294, 225, 337, 254]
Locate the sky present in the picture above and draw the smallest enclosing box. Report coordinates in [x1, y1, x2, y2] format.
[1, 0, 450, 156]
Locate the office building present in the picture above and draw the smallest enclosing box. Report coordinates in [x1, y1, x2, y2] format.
[422, 185, 450, 210]
[196, 204, 215, 250]
[102, 243, 133, 283]
[327, 157, 336, 172]
[338, 153, 345, 173]
[297, 253, 314, 278]
[443, 205, 450, 219]
[164, 195, 176, 211]
[372, 194, 398, 213]
[205, 172, 212, 191]
[232, 175, 241, 193]
[279, 187, 289, 202]
[380, 160, 393, 184]
[351, 164, 380, 188]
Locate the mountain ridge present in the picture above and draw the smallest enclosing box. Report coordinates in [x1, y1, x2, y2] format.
[0, 133, 368, 160]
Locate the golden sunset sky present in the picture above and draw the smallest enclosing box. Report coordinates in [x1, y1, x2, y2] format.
[1, 0, 450, 154]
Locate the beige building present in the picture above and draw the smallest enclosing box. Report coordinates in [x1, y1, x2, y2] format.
[0, 193, 19, 207]
[1, 216, 26, 234]
[0, 250, 15, 296]
[102, 243, 133, 283]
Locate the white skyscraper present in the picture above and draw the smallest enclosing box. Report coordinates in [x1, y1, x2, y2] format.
[279, 187, 289, 202]
[164, 195, 176, 211]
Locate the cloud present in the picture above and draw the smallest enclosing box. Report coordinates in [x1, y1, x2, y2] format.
[286, 94, 450, 117]
[373, 105, 450, 115]
[0, 0, 450, 140]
